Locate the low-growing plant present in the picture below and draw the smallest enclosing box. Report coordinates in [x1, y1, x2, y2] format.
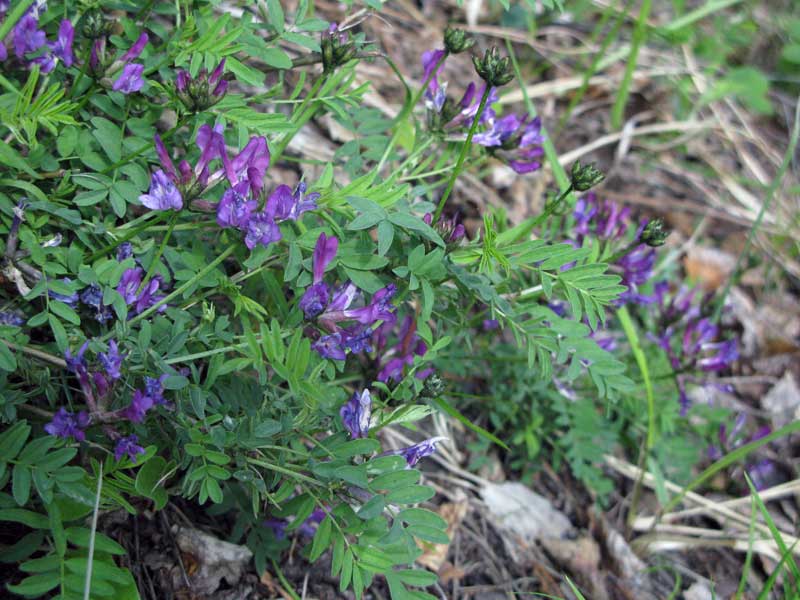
[0, 1, 750, 598]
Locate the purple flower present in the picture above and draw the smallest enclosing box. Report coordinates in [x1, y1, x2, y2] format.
[312, 233, 338, 283]
[574, 192, 631, 242]
[49, 19, 74, 67]
[114, 434, 146, 462]
[217, 180, 257, 229]
[145, 374, 168, 405]
[422, 49, 446, 93]
[377, 316, 429, 383]
[98, 340, 125, 380]
[140, 169, 183, 211]
[299, 283, 330, 320]
[13, 14, 46, 58]
[299, 233, 338, 318]
[265, 518, 287, 540]
[266, 182, 319, 221]
[45, 408, 90, 441]
[748, 459, 778, 491]
[423, 212, 465, 243]
[48, 279, 79, 306]
[342, 284, 398, 327]
[698, 339, 738, 372]
[224, 135, 269, 193]
[312, 332, 347, 360]
[244, 212, 281, 250]
[0, 310, 25, 326]
[297, 508, 326, 537]
[471, 112, 544, 174]
[123, 389, 154, 423]
[117, 268, 143, 304]
[120, 32, 148, 62]
[116, 242, 134, 262]
[340, 389, 372, 439]
[65, 341, 90, 380]
[116, 267, 167, 315]
[79, 284, 114, 323]
[113, 63, 145, 94]
[482, 319, 499, 331]
[388, 437, 447, 468]
[133, 276, 166, 315]
[340, 325, 374, 354]
[194, 123, 227, 186]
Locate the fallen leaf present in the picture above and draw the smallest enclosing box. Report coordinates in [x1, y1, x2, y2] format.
[417, 500, 468, 571]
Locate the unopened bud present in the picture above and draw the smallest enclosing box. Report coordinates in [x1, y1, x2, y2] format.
[472, 47, 514, 87]
[639, 218, 670, 247]
[570, 161, 605, 192]
[443, 27, 474, 54]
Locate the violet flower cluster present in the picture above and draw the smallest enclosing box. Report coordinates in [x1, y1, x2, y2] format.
[650, 284, 739, 413]
[373, 316, 433, 383]
[708, 413, 776, 491]
[299, 233, 398, 360]
[0, 1, 73, 72]
[340, 388, 445, 468]
[46, 339, 169, 462]
[573, 191, 658, 305]
[175, 59, 228, 112]
[420, 48, 544, 174]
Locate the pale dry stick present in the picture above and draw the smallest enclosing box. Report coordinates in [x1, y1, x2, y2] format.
[554, 120, 714, 167]
[702, 152, 765, 219]
[682, 46, 773, 189]
[603, 454, 800, 552]
[632, 533, 783, 562]
[464, 23, 601, 56]
[498, 67, 688, 104]
[648, 479, 800, 525]
[655, 155, 777, 226]
[613, 111, 656, 167]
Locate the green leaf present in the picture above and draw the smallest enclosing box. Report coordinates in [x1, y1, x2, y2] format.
[91, 116, 122, 163]
[0, 139, 40, 178]
[0, 508, 49, 529]
[0, 342, 17, 371]
[226, 57, 266, 87]
[308, 515, 332, 561]
[65, 527, 126, 554]
[388, 212, 444, 246]
[6, 573, 60, 596]
[407, 524, 449, 544]
[385, 485, 435, 505]
[262, 47, 293, 69]
[356, 495, 385, 520]
[370, 470, 420, 492]
[377, 220, 394, 256]
[395, 568, 438, 587]
[397, 508, 447, 529]
[12, 465, 32, 505]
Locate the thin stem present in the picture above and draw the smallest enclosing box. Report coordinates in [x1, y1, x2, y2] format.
[433, 85, 492, 223]
[375, 51, 448, 173]
[111, 243, 237, 337]
[271, 75, 327, 164]
[0, 0, 36, 43]
[138, 213, 178, 294]
[611, 0, 652, 129]
[87, 211, 169, 262]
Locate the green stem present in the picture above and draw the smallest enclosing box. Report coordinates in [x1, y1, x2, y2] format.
[112, 243, 237, 336]
[376, 51, 448, 173]
[530, 183, 574, 229]
[271, 75, 327, 164]
[610, 0, 652, 129]
[433, 85, 492, 223]
[712, 98, 800, 322]
[87, 212, 168, 262]
[138, 213, 178, 294]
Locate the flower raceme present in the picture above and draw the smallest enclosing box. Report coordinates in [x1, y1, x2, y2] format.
[301, 233, 398, 360]
[419, 48, 543, 174]
[1, 2, 73, 72]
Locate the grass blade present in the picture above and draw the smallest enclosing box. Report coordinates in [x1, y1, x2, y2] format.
[610, 0, 652, 129]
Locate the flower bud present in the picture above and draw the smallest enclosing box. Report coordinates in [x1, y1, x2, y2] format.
[174, 59, 228, 113]
[472, 47, 514, 87]
[443, 27, 474, 54]
[321, 23, 355, 74]
[80, 9, 111, 40]
[420, 373, 445, 399]
[570, 160, 605, 191]
[639, 218, 670, 247]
